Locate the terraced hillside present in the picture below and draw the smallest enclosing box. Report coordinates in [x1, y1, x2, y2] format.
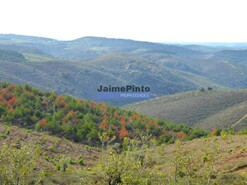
[124, 90, 247, 131]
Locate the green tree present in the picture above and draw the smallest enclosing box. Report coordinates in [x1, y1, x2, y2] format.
[0, 105, 5, 115]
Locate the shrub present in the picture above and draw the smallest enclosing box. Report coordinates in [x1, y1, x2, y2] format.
[96, 136, 156, 185]
[0, 140, 41, 185]
[164, 139, 221, 185]
[79, 158, 84, 165]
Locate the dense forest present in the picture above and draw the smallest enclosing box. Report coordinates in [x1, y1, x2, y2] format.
[0, 82, 206, 145]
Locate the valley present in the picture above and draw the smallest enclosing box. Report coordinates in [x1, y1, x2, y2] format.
[1, 34, 247, 184]
[1, 34, 247, 106]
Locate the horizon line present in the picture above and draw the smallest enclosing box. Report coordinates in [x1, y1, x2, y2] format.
[1, 33, 247, 45]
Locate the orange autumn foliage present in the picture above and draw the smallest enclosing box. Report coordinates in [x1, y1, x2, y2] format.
[177, 131, 186, 138]
[113, 111, 119, 118]
[129, 114, 142, 121]
[91, 102, 98, 108]
[67, 110, 76, 116]
[9, 107, 14, 113]
[102, 114, 109, 120]
[41, 101, 49, 106]
[119, 126, 129, 139]
[8, 97, 16, 105]
[64, 110, 76, 122]
[0, 96, 5, 104]
[152, 121, 158, 129]
[99, 103, 107, 111]
[100, 121, 107, 129]
[119, 116, 126, 126]
[40, 118, 46, 126]
[58, 99, 66, 108]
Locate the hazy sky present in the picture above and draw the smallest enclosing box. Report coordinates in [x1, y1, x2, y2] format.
[0, 0, 247, 42]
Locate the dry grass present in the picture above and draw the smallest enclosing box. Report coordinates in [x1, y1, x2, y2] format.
[125, 89, 247, 131]
[0, 123, 101, 172]
[1, 122, 247, 184]
[156, 135, 247, 176]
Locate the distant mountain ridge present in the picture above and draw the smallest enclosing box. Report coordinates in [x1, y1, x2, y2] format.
[0, 34, 201, 60]
[0, 34, 247, 105]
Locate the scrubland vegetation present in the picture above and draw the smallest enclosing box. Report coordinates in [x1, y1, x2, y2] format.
[0, 82, 246, 184]
[0, 125, 247, 185]
[1, 34, 247, 184]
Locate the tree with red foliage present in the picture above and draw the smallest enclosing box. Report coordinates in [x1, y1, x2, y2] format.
[40, 118, 46, 126]
[8, 97, 16, 105]
[119, 116, 126, 126]
[113, 111, 119, 118]
[100, 121, 107, 129]
[177, 131, 186, 138]
[102, 114, 109, 120]
[58, 99, 66, 108]
[99, 103, 107, 111]
[91, 102, 98, 108]
[119, 126, 129, 139]
[64, 110, 76, 122]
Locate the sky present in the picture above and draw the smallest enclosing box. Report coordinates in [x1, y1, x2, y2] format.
[0, 0, 247, 42]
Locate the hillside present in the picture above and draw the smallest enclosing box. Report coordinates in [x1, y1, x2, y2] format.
[0, 49, 26, 63]
[0, 82, 246, 184]
[124, 89, 247, 131]
[2, 34, 247, 106]
[0, 123, 100, 171]
[0, 82, 207, 145]
[1, 122, 247, 184]
[212, 49, 247, 65]
[0, 53, 225, 106]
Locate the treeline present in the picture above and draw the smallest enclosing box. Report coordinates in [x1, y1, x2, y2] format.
[0, 82, 207, 145]
[0, 49, 26, 62]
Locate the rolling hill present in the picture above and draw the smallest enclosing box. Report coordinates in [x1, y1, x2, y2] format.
[212, 49, 247, 65]
[0, 51, 225, 106]
[0, 82, 246, 184]
[124, 89, 247, 131]
[1, 34, 247, 184]
[1, 34, 247, 106]
[0, 49, 26, 63]
[0, 82, 206, 145]
[0, 34, 200, 60]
